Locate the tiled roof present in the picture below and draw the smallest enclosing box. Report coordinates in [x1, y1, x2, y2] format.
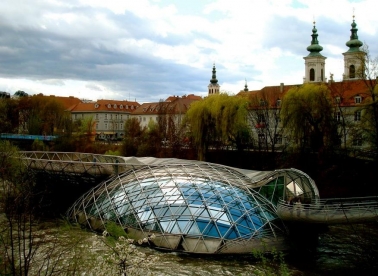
[68, 99, 140, 113]
[133, 96, 200, 115]
[48, 95, 82, 109]
[238, 80, 376, 107]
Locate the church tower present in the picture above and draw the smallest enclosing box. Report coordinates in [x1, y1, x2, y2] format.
[343, 16, 364, 80]
[208, 64, 220, 96]
[303, 22, 326, 83]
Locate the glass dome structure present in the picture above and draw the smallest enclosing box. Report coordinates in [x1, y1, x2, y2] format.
[67, 157, 319, 254]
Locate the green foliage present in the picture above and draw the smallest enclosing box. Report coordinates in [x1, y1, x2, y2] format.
[252, 248, 290, 276]
[281, 83, 336, 153]
[31, 139, 48, 151]
[105, 149, 121, 156]
[184, 93, 250, 160]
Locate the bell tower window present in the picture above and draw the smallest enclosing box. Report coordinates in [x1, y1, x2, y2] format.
[349, 65, 355, 78]
[310, 68, 315, 81]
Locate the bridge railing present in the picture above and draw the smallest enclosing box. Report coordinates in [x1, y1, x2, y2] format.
[277, 197, 378, 224]
[1, 133, 58, 141]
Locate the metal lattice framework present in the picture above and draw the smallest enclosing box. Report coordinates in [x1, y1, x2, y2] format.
[67, 163, 289, 254]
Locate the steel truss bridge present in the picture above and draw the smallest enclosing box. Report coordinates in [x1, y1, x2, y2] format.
[19, 151, 378, 225]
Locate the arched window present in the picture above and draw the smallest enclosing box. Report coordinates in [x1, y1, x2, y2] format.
[310, 68, 315, 81]
[349, 65, 355, 78]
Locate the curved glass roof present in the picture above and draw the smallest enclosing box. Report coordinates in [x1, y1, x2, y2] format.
[67, 158, 319, 254]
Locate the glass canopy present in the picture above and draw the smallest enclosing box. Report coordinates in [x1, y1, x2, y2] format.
[67, 158, 319, 254]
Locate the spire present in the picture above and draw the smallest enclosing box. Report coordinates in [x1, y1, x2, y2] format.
[244, 79, 249, 92]
[345, 15, 363, 53]
[210, 63, 218, 84]
[306, 21, 324, 57]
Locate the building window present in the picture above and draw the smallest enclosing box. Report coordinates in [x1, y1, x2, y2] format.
[96, 114, 99, 119]
[274, 134, 282, 144]
[96, 123, 98, 129]
[75, 114, 77, 119]
[105, 123, 108, 129]
[349, 65, 355, 79]
[115, 124, 118, 130]
[352, 134, 362, 146]
[258, 133, 265, 143]
[121, 115, 123, 119]
[139, 116, 141, 122]
[120, 123, 123, 130]
[321, 69, 324, 81]
[335, 112, 341, 122]
[354, 110, 361, 121]
[105, 114, 108, 119]
[335, 96, 341, 104]
[143, 117, 146, 122]
[355, 96, 362, 104]
[276, 99, 281, 107]
[258, 114, 265, 123]
[310, 68, 315, 81]
[110, 114, 113, 119]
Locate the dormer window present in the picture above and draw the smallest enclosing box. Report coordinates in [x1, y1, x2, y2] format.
[355, 96, 362, 104]
[276, 99, 281, 107]
[126, 105, 128, 109]
[107, 104, 111, 108]
[143, 108, 146, 112]
[120, 105, 123, 109]
[114, 104, 117, 108]
[131, 105, 134, 110]
[259, 99, 267, 106]
[150, 108, 153, 111]
[94, 103, 99, 108]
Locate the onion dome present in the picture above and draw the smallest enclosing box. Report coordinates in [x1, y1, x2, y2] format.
[210, 64, 218, 84]
[306, 22, 324, 57]
[345, 18, 363, 52]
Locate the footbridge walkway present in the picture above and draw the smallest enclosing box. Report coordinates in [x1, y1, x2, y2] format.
[19, 151, 378, 225]
[277, 197, 378, 224]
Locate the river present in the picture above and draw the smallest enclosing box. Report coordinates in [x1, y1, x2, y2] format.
[141, 223, 378, 275]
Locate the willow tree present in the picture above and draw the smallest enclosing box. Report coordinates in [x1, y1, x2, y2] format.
[281, 83, 336, 153]
[184, 93, 250, 160]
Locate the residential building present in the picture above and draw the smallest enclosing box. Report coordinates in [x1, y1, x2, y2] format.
[68, 99, 140, 140]
[132, 94, 201, 130]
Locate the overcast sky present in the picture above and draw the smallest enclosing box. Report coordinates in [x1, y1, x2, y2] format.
[0, 0, 377, 103]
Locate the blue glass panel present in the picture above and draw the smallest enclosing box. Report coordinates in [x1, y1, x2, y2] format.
[170, 222, 181, 234]
[177, 220, 191, 233]
[159, 221, 171, 232]
[237, 225, 253, 236]
[216, 223, 230, 237]
[225, 227, 239, 239]
[251, 216, 263, 228]
[197, 208, 210, 219]
[195, 219, 210, 233]
[203, 222, 220, 238]
[187, 221, 200, 235]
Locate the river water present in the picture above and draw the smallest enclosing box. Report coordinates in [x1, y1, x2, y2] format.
[141, 223, 378, 276]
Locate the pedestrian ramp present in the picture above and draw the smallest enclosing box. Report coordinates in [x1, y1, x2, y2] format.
[277, 197, 378, 224]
